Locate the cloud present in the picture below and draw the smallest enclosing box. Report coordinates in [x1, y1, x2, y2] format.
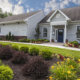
[0, 0, 13, 12]
[0, 0, 24, 14]
[13, 4, 24, 14]
[44, 0, 80, 14]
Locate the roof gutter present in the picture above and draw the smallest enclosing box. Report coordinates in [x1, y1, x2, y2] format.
[0, 20, 26, 25]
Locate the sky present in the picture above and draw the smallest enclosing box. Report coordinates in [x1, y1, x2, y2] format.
[0, 0, 80, 14]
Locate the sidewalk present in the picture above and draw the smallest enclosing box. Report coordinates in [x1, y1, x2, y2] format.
[0, 41, 80, 51]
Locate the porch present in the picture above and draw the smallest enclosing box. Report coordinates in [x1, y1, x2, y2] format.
[50, 21, 67, 43]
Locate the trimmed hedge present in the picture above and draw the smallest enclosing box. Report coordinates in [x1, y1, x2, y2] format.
[0, 61, 14, 80]
[12, 45, 19, 51]
[20, 46, 29, 53]
[41, 49, 52, 60]
[29, 47, 39, 56]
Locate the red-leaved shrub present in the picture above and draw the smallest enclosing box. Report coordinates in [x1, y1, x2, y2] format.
[23, 56, 48, 79]
[0, 46, 13, 60]
[12, 51, 28, 64]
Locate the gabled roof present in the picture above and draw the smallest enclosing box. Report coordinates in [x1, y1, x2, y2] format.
[0, 10, 41, 24]
[40, 6, 80, 23]
[47, 9, 70, 22]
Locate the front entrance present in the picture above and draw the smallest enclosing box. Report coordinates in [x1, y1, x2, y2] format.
[58, 29, 64, 42]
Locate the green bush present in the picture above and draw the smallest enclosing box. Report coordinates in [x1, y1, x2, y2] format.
[19, 38, 27, 42]
[44, 39, 49, 42]
[6, 32, 14, 41]
[0, 63, 13, 80]
[49, 58, 80, 80]
[29, 47, 39, 56]
[30, 39, 35, 43]
[20, 46, 29, 53]
[19, 38, 30, 42]
[49, 62, 77, 80]
[70, 41, 79, 46]
[12, 45, 19, 51]
[41, 49, 52, 60]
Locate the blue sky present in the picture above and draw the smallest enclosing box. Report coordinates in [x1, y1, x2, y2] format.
[0, 0, 80, 14]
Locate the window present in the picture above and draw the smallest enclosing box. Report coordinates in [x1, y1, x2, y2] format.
[43, 28, 47, 37]
[77, 26, 80, 38]
[0, 28, 1, 33]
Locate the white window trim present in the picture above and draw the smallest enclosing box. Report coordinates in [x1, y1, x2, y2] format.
[76, 25, 80, 39]
[0, 27, 1, 33]
[43, 28, 47, 37]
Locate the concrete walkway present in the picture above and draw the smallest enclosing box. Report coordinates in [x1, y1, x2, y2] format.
[0, 41, 80, 51]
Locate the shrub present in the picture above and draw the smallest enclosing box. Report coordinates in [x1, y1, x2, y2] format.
[20, 46, 29, 53]
[19, 38, 30, 42]
[19, 38, 27, 42]
[23, 56, 48, 79]
[12, 51, 28, 64]
[49, 62, 77, 80]
[6, 32, 14, 41]
[29, 47, 39, 56]
[0, 64, 14, 80]
[49, 58, 80, 80]
[12, 45, 19, 51]
[30, 39, 35, 43]
[0, 44, 3, 48]
[0, 46, 13, 60]
[41, 49, 52, 60]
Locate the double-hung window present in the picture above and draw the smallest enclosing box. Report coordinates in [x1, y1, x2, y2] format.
[77, 26, 80, 38]
[0, 27, 1, 33]
[43, 28, 47, 37]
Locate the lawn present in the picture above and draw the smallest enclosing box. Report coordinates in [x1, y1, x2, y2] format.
[0, 41, 80, 59]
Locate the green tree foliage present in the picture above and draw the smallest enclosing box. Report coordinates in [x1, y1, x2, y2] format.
[0, 8, 12, 18]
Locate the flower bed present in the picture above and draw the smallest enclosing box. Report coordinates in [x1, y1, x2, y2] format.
[65, 41, 80, 48]
[0, 44, 80, 80]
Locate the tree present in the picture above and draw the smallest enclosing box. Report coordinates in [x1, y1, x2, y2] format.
[0, 8, 12, 18]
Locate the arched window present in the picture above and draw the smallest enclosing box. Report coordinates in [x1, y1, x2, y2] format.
[43, 28, 47, 37]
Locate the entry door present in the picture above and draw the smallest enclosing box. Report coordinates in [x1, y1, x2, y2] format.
[58, 29, 64, 42]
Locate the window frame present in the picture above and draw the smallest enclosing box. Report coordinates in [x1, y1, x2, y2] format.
[0, 27, 1, 33]
[77, 26, 80, 38]
[43, 28, 47, 37]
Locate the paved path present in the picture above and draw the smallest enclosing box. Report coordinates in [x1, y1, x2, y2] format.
[0, 41, 80, 51]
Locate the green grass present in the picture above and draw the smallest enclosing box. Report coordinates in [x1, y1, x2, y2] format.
[0, 41, 80, 59]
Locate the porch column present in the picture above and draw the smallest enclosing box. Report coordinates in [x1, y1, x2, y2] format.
[50, 25, 53, 42]
[64, 23, 67, 43]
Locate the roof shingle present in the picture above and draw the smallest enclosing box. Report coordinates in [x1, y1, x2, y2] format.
[0, 10, 41, 23]
[40, 6, 80, 23]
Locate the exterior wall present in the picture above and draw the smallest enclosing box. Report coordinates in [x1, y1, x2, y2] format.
[51, 12, 66, 22]
[67, 22, 80, 43]
[39, 24, 50, 40]
[25, 11, 45, 39]
[0, 22, 27, 37]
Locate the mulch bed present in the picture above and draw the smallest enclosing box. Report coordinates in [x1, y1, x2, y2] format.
[2, 55, 60, 80]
